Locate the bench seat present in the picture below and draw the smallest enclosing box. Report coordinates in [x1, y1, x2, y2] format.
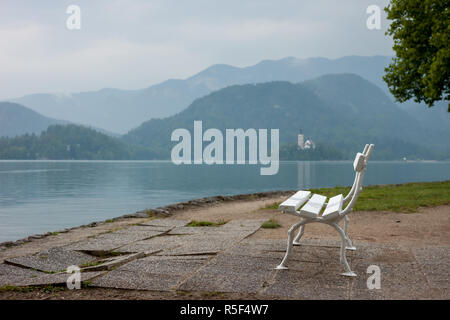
[278, 191, 311, 213]
[299, 194, 327, 218]
[322, 194, 344, 220]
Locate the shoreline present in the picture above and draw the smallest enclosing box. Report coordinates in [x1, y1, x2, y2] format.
[2, 179, 449, 251]
[0, 190, 294, 251]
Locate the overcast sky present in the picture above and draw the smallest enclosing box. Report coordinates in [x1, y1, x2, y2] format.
[0, 0, 393, 99]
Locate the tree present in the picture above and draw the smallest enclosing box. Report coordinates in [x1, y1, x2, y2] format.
[383, 0, 449, 111]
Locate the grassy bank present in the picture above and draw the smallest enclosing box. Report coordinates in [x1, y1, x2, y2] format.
[266, 180, 450, 213]
[311, 180, 450, 212]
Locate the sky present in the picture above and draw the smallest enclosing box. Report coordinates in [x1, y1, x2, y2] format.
[0, 0, 393, 99]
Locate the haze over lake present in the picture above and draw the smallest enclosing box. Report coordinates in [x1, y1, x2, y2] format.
[0, 160, 449, 242]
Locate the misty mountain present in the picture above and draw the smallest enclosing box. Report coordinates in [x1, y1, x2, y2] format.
[124, 74, 450, 160]
[11, 56, 396, 134]
[0, 102, 65, 137]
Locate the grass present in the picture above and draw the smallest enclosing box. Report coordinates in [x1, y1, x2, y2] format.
[202, 291, 224, 297]
[264, 180, 450, 213]
[0, 284, 66, 293]
[310, 180, 450, 212]
[80, 260, 105, 268]
[186, 220, 228, 227]
[263, 202, 281, 210]
[261, 219, 281, 229]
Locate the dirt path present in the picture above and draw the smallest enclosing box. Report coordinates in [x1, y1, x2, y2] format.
[176, 197, 450, 247]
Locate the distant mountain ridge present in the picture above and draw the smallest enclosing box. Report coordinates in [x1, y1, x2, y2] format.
[124, 74, 450, 160]
[1, 74, 448, 160]
[10, 55, 402, 134]
[0, 102, 64, 137]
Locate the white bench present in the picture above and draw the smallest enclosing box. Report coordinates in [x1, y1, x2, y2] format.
[279, 190, 311, 213]
[299, 194, 326, 218]
[276, 144, 374, 277]
[322, 194, 343, 220]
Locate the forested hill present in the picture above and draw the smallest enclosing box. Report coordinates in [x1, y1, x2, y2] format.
[0, 124, 154, 160]
[124, 74, 450, 160]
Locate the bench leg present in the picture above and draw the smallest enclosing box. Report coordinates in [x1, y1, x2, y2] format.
[293, 225, 305, 246]
[331, 223, 356, 277]
[276, 220, 306, 270]
[344, 216, 356, 251]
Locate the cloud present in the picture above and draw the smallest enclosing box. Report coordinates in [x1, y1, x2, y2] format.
[0, 0, 393, 99]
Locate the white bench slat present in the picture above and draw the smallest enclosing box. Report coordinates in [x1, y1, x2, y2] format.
[279, 191, 311, 213]
[322, 194, 344, 220]
[299, 194, 327, 218]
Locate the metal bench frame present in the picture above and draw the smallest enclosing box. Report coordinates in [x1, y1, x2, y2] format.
[276, 144, 374, 277]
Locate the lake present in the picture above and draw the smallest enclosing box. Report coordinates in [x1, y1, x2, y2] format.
[0, 160, 449, 242]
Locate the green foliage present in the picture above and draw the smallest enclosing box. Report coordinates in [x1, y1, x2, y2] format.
[124, 76, 450, 160]
[0, 284, 66, 293]
[308, 180, 450, 212]
[262, 202, 281, 210]
[80, 260, 105, 268]
[0, 124, 146, 160]
[186, 220, 228, 227]
[261, 219, 281, 229]
[384, 0, 449, 111]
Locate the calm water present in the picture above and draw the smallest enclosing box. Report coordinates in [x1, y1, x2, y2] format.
[0, 160, 449, 242]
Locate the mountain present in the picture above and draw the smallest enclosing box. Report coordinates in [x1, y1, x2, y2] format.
[11, 56, 396, 134]
[124, 74, 450, 160]
[0, 102, 64, 137]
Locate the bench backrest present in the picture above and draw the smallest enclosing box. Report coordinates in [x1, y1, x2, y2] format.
[341, 144, 374, 216]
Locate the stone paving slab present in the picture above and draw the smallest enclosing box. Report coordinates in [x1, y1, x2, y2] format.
[159, 229, 260, 256]
[63, 230, 165, 252]
[0, 263, 43, 286]
[114, 225, 172, 235]
[139, 219, 189, 228]
[167, 220, 262, 236]
[225, 239, 344, 264]
[81, 252, 147, 271]
[0, 262, 104, 287]
[161, 238, 239, 256]
[118, 255, 211, 274]
[91, 255, 209, 291]
[117, 224, 258, 255]
[5, 247, 96, 273]
[116, 234, 189, 253]
[168, 226, 222, 235]
[178, 253, 279, 294]
[14, 271, 105, 287]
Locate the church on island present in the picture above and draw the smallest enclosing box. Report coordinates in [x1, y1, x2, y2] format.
[297, 130, 316, 150]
